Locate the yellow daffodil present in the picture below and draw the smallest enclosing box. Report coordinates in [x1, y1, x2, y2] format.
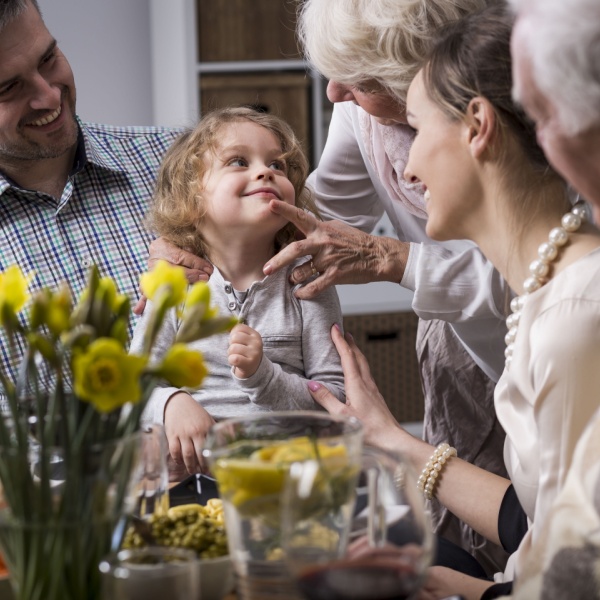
[139, 261, 187, 308]
[73, 338, 147, 412]
[0, 261, 234, 593]
[158, 343, 208, 388]
[0, 265, 32, 324]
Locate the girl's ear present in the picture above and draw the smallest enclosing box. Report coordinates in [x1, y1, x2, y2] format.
[465, 97, 497, 159]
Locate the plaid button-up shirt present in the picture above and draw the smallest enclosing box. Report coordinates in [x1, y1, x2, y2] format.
[0, 117, 181, 395]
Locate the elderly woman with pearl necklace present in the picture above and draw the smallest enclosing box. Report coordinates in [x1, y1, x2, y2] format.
[306, 5, 600, 600]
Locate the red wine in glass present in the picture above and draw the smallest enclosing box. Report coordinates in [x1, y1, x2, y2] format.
[295, 559, 421, 600]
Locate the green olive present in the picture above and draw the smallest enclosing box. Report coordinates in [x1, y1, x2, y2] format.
[121, 502, 228, 559]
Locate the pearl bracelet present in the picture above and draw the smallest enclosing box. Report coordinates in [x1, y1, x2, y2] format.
[417, 442, 457, 500]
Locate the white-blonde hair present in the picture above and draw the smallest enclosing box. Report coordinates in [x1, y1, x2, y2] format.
[148, 107, 316, 257]
[297, 0, 493, 104]
[510, 0, 600, 135]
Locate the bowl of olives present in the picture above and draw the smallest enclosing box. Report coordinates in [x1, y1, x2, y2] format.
[122, 499, 234, 600]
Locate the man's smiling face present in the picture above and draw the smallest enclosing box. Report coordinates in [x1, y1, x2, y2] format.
[0, 0, 78, 164]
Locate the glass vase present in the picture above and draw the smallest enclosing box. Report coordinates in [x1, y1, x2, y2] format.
[0, 431, 142, 600]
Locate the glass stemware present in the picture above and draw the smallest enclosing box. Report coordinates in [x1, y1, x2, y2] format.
[281, 447, 435, 600]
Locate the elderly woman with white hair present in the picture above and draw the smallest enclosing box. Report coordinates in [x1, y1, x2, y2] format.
[262, 0, 510, 573]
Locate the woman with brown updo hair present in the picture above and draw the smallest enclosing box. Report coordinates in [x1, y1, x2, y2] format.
[307, 4, 600, 599]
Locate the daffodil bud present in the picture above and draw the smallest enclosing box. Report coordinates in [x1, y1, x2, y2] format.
[29, 289, 50, 331]
[157, 344, 208, 388]
[109, 318, 129, 346]
[96, 277, 118, 310]
[0, 265, 32, 325]
[26, 332, 58, 365]
[71, 265, 100, 327]
[186, 281, 211, 308]
[177, 307, 237, 344]
[46, 285, 72, 336]
[140, 261, 187, 308]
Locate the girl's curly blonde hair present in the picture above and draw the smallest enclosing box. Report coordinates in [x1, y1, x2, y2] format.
[147, 106, 317, 258]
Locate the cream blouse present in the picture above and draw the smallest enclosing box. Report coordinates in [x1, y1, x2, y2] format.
[509, 405, 600, 598]
[494, 246, 600, 580]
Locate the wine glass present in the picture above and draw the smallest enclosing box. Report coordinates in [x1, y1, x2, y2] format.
[281, 446, 434, 600]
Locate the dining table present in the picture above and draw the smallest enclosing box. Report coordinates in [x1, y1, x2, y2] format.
[0, 573, 239, 600]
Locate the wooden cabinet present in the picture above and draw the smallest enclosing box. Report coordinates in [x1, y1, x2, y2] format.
[343, 312, 424, 424]
[194, 0, 325, 166]
[196, 0, 300, 62]
[199, 73, 312, 151]
[150, 0, 327, 165]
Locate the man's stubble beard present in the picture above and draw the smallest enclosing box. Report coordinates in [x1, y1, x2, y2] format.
[0, 117, 78, 162]
[0, 90, 78, 163]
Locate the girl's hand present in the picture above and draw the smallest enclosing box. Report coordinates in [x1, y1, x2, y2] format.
[307, 324, 406, 452]
[163, 392, 216, 476]
[228, 323, 263, 379]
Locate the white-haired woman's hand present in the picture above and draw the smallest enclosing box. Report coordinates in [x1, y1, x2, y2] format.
[263, 199, 409, 300]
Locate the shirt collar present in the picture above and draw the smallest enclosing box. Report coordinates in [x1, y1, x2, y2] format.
[77, 116, 127, 173]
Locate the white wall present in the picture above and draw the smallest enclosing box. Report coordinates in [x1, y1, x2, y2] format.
[38, 0, 155, 126]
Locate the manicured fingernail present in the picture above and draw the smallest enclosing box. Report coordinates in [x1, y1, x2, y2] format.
[307, 381, 322, 392]
[333, 323, 341, 331]
[263, 263, 272, 274]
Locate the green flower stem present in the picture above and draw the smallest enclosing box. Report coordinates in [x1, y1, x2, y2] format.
[140, 286, 175, 355]
[70, 403, 97, 452]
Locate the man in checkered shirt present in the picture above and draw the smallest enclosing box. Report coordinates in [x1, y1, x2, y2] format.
[0, 0, 208, 402]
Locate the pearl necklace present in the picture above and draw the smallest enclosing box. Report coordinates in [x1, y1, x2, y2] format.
[505, 202, 588, 369]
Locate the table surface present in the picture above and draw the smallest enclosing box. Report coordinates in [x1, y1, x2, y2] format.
[0, 576, 239, 600]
